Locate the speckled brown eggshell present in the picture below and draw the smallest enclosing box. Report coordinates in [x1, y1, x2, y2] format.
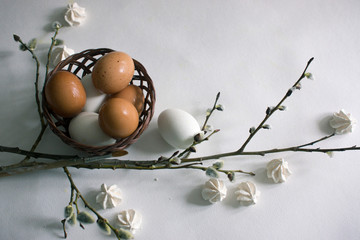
[92, 51, 135, 94]
[45, 70, 86, 118]
[98, 98, 139, 139]
[111, 85, 145, 114]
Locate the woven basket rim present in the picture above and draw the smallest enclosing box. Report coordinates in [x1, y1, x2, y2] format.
[42, 48, 156, 155]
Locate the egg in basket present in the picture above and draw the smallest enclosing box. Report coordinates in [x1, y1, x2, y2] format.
[42, 48, 155, 156]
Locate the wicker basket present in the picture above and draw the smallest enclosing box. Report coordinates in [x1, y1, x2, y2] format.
[42, 48, 156, 155]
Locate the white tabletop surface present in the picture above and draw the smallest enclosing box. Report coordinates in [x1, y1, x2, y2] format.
[1, 0, 360, 239]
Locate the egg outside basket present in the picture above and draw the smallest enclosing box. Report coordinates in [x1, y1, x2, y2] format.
[42, 48, 156, 156]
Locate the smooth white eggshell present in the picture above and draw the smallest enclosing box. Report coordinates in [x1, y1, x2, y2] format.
[82, 74, 107, 112]
[157, 108, 201, 149]
[69, 112, 116, 146]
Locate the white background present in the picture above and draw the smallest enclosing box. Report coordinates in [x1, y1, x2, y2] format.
[1, 0, 360, 239]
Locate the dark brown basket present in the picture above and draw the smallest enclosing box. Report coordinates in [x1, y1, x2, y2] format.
[42, 48, 156, 155]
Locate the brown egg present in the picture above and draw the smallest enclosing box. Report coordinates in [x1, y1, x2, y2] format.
[45, 71, 86, 118]
[92, 51, 135, 94]
[111, 85, 145, 114]
[98, 98, 139, 138]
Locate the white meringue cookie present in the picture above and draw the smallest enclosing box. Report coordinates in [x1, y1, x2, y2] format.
[267, 158, 292, 183]
[201, 178, 227, 203]
[96, 184, 122, 209]
[51, 46, 75, 66]
[117, 209, 142, 233]
[329, 109, 357, 134]
[234, 181, 260, 204]
[64, 2, 86, 26]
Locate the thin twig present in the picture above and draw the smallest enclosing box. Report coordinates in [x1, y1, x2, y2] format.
[201, 92, 221, 130]
[16, 28, 60, 163]
[237, 57, 314, 153]
[63, 167, 124, 239]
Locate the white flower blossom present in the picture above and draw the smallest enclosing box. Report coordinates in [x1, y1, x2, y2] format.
[267, 158, 292, 183]
[96, 183, 122, 209]
[51, 46, 75, 66]
[329, 109, 357, 134]
[64, 2, 86, 26]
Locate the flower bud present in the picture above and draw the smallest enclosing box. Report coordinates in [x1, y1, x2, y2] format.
[286, 88, 293, 97]
[169, 157, 181, 165]
[19, 44, 27, 51]
[249, 127, 256, 134]
[97, 219, 111, 235]
[54, 39, 64, 46]
[13, 34, 20, 42]
[51, 21, 62, 30]
[194, 132, 205, 142]
[77, 211, 95, 224]
[215, 104, 224, 111]
[204, 125, 213, 132]
[278, 105, 287, 111]
[266, 107, 273, 115]
[64, 205, 74, 218]
[67, 212, 76, 226]
[326, 151, 334, 158]
[189, 146, 196, 153]
[227, 171, 235, 182]
[27, 38, 37, 50]
[205, 166, 219, 178]
[116, 228, 134, 239]
[304, 72, 314, 80]
[157, 156, 167, 161]
[212, 160, 224, 170]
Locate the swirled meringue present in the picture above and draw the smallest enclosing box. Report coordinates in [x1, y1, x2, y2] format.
[96, 184, 122, 209]
[329, 109, 357, 134]
[201, 178, 227, 203]
[117, 209, 142, 233]
[267, 158, 292, 183]
[234, 181, 260, 204]
[51, 46, 74, 66]
[64, 2, 86, 26]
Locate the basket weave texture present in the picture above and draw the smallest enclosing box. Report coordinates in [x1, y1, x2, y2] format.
[42, 48, 156, 155]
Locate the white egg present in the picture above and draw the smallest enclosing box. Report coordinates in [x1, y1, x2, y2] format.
[81, 74, 107, 112]
[69, 112, 116, 146]
[157, 108, 201, 149]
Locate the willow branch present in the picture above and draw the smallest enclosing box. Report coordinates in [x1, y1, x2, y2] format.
[63, 167, 123, 239]
[14, 35, 49, 163]
[237, 57, 314, 153]
[201, 92, 221, 130]
[1, 137, 359, 177]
